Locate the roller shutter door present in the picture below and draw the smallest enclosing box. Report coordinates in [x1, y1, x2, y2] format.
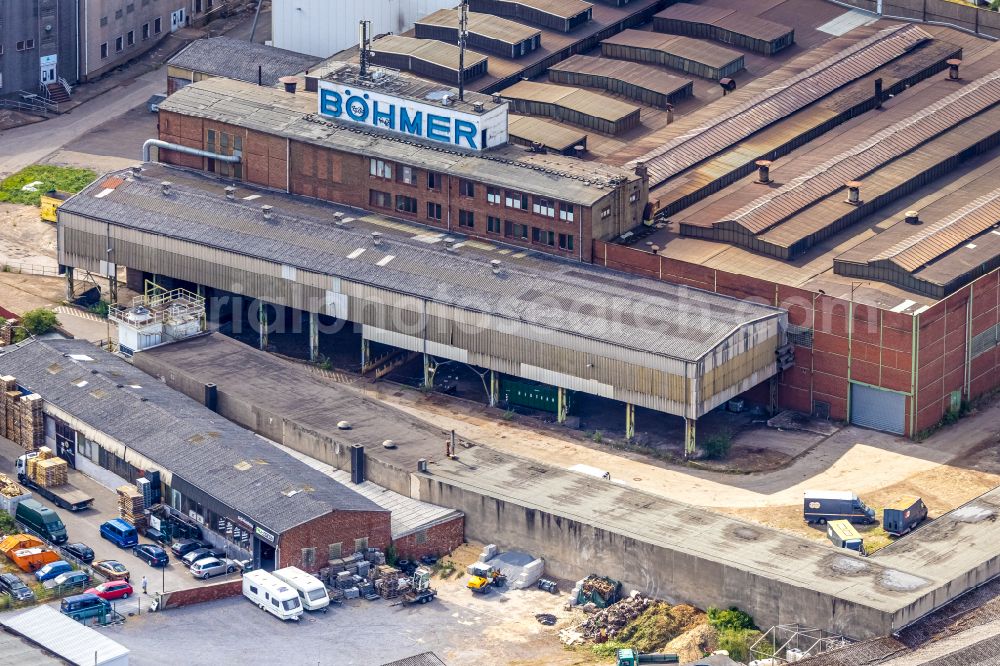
[850, 383, 905, 435]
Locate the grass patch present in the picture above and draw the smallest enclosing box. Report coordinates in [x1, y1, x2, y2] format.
[0, 165, 96, 207]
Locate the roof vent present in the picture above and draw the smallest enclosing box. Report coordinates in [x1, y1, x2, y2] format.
[472, 101, 484, 112]
[441, 94, 452, 106]
[904, 210, 920, 225]
[947, 58, 962, 80]
[337, 420, 352, 430]
[130, 165, 142, 179]
[444, 238, 457, 252]
[382, 439, 397, 449]
[844, 181, 863, 206]
[574, 145, 586, 159]
[492, 93, 502, 104]
[160, 181, 172, 195]
[261, 204, 274, 220]
[372, 231, 382, 247]
[719, 77, 736, 95]
[333, 212, 344, 220]
[491, 259, 502, 275]
[279, 75, 298, 94]
[225, 186, 236, 200]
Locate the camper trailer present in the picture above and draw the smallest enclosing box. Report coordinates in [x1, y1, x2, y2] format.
[242, 569, 304, 621]
[272, 566, 330, 612]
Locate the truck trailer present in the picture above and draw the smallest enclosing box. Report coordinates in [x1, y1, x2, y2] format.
[803, 490, 875, 525]
[883, 496, 927, 536]
[15, 454, 93, 512]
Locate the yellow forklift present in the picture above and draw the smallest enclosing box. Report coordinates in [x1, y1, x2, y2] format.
[466, 562, 507, 594]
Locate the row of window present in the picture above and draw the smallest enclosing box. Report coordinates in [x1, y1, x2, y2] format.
[369, 158, 576, 222]
[99, 0, 164, 26]
[99, 18, 161, 59]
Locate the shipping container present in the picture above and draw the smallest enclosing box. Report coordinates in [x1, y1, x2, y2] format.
[500, 377, 575, 414]
[882, 496, 927, 536]
[803, 490, 875, 525]
[826, 519, 865, 553]
[652, 3, 794, 56]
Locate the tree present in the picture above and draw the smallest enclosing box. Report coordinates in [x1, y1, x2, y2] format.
[19, 309, 58, 337]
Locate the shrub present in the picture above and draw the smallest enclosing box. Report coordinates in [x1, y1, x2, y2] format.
[592, 430, 603, 444]
[19, 308, 58, 337]
[707, 606, 755, 631]
[88, 300, 110, 318]
[716, 628, 769, 663]
[384, 543, 398, 567]
[0, 510, 16, 534]
[703, 431, 733, 460]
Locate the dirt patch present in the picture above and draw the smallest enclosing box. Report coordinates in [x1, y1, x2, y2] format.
[0, 203, 57, 268]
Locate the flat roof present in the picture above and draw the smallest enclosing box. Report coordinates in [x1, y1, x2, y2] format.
[548, 54, 693, 97]
[655, 3, 794, 42]
[416, 9, 542, 45]
[499, 80, 641, 123]
[167, 36, 322, 87]
[599, 30, 744, 69]
[370, 35, 488, 72]
[159, 77, 634, 206]
[0, 339, 384, 534]
[508, 114, 588, 152]
[61, 164, 782, 362]
[2, 605, 128, 666]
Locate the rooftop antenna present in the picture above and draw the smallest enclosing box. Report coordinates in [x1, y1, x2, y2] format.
[359, 20, 372, 78]
[458, 0, 468, 101]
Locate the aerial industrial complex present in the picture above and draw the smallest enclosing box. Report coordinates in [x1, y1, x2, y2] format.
[4, 0, 1000, 662]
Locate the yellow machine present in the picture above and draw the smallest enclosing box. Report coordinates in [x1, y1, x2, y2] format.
[39, 190, 71, 223]
[467, 562, 506, 594]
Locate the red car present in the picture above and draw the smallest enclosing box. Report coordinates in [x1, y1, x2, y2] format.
[85, 580, 134, 600]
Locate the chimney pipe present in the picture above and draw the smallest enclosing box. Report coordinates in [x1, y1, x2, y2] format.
[225, 186, 236, 200]
[755, 160, 772, 184]
[874, 77, 883, 109]
[905, 210, 920, 224]
[204, 383, 218, 412]
[372, 231, 382, 246]
[845, 181, 862, 206]
[350, 444, 365, 484]
[634, 161, 648, 180]
[279, 76, 298, 94]
[665, 103, 674, 124]
[491, 259, 501, 275]
[258, 64, 262, 87]
[261, 204, 274, 220]
[947, 58, 962, 80]
[160, 181, 172, 195]
[573, 145, 585, 159]
[417, 458, 428, 473]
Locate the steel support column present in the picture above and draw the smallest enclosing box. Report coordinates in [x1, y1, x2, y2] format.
[361, 338, 370, 370]
[65, 267, 75, 301]
[258, 301, 268, 351]
[685, 418, 697, 457]
[423, 354, 437, 388]
[489, 370, 498, 407]
[625, 403, 635, 440]
[557, 387, 567, 423]
[309, 312, 319, 362]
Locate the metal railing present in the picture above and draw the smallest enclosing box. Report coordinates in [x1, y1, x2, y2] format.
[0, 97, 51, 115]
[0, 262, 62, 277]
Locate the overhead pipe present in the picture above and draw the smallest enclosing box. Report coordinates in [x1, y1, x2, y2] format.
[141, 139, 241, 164]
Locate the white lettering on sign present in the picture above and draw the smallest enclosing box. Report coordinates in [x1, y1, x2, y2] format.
[317, 80, 508, 152]
[254, 526, 276, 544]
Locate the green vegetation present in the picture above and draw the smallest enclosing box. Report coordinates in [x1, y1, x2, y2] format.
[88, 300, 110, 319]
[0, 165, 96, 207]
[707, 607, 764, 662]
[0, 509, 17, 534]
[707, 606, 755, 631]
[384, 543, 398, 567]
[19, 308, 59, 337]
[592, 430, 604, 444]
[501, 409, 516, 421]
[703, 430, 733, 460]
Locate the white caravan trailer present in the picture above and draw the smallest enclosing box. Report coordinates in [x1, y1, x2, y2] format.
[272, 566, 330, 612]
[242, 569, 303, 621]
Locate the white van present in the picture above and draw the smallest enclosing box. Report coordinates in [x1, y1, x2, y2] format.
[242, 569, 303, 621]
[272, 566, 330, 612]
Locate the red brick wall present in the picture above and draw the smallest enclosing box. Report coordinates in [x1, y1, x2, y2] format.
[160, 579, 242, 609]
[280, 510, 392, 574]
[392, 515, 465, 560]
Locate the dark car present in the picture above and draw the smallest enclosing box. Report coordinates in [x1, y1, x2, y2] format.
[181, 546, 226, 567]
[133, 543, 169, 567]
[0, 573, 34, 602]
[62, 542, 95, 564]
[43, 570, 90, 591]
[170, 539, 205, 558]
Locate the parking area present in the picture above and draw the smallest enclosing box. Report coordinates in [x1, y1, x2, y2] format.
[0, 436, 230, 620]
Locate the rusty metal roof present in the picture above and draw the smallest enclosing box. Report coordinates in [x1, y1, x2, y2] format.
[500, 80, 641, 122]
[724, 69, 1000, 235]
[508, 115, 588, 152]
[872, 186, 1000, 272]
[655, 3, 793, 43]
[488, 0, 592, 20]
[629, 24, 933, 187]
[548, 54, 693, 97]
[371, 35, 488, 71]
[600, 30, 743, 68]
[416, 9, 542, 45]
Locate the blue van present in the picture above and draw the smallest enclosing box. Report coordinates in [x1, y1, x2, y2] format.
[61, 593, 110, 622]
[99, 519, 138, 548]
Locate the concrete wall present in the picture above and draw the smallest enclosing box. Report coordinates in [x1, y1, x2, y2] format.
[392, 515, 465, 560]
[836, 0, 1000, 39]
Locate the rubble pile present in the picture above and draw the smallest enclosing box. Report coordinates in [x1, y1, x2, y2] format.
[579, 593, 655, 643]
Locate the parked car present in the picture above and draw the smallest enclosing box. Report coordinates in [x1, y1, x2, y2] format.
[99, 519, 138, 548]
[0, 572, 35, 602]
[43, 570, 90, 590]
[93, 560, 130, 582]
[61, 593, 110, 622]
[133, 543, 169, 567]
[147, 93, 167, 113]
[35, 560, 72, 582]
[189, 557, 236, 580]
[61, 542, 95, 564]
[182, 546, 226, 567]
[170, 538, 206, 558]
[85, 579, 133, 600]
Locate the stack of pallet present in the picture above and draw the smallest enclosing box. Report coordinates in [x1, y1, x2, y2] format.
[373, 565, 403, 599]
[3, 387, 21, 442]
[34, 457, 68, 488]
[18, 394, 44, 451]
[117, 485, 146, 531]
[0, 376, 14, 440]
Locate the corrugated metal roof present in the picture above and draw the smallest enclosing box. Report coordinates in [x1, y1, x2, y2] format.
[508, 114, 588, 151]
[0, 340, 385, 533]
[548, 54, 693, 97]
[500, 80, 642, 122]
[725, 70, 1000, 235]
[600, 30, 743, 68]
[2, 605, 129, 666]
[872, 186, 1000, 272]
[655, 2, 793, 42]
[494, 0, 592, 20]
[628, 24, 933, 187]
[61, 164, 783, 362]
[371, 34, 488, 71]
[167, 36, 321, 87]
[416, 8, 541, 45]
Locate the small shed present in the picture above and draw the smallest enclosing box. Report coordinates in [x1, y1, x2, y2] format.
[1, 604, 129, 666]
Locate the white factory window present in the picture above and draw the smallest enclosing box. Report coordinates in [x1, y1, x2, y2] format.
[369, 158, 392, 180]
[398, 165, 416, 185]
[558, 202, 574, 222]
[505, 191, 528, 210]
[601, 206, 611, 219]
[533, 197, 555, 218]
[487, 187, 501, 205]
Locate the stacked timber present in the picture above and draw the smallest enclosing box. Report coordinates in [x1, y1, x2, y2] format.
[3, 390, 22, 441]
[17, 394, 43, 451]
[118, 485, 146, 530]
[0, 377, 14, 439]
[34, 457, 68, 487]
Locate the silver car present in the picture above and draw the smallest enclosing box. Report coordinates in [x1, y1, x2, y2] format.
[182, 547, 226, 567]
[189, 557, 236, 580]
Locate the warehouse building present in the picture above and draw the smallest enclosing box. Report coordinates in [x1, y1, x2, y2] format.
[166, 36, 322, 94]
[0, 338, 405, 572]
